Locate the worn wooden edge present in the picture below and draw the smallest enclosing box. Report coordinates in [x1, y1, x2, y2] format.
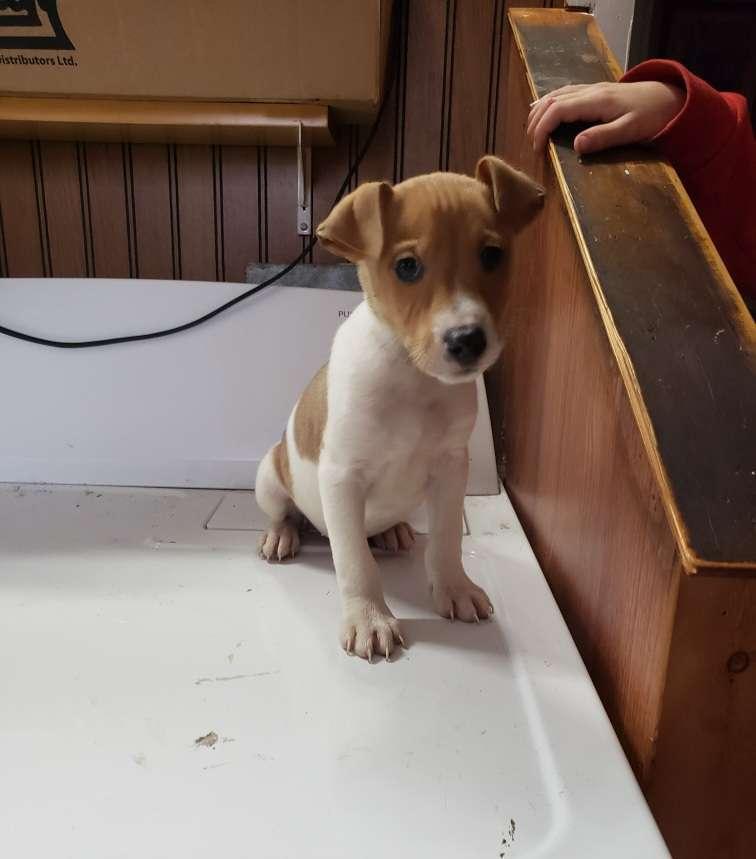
[0, 97, 334, 146]
[509, 8, 756, 575]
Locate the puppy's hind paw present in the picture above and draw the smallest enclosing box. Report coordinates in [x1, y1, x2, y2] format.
[258, 521, 300, 562]
[369, 522, 416, 553]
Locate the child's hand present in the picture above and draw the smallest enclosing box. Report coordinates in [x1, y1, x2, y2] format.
[527, 81, 685, 155]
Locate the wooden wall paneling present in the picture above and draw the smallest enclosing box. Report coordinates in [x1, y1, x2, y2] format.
[212, 146, 224, 282]
[311, 126, 352, 264]
[0, 188, 5, 277]
[84, 143, 131, 278]
[438, 0, 457, 173]
[647, 574, 756, 859]
[37, 142, 88, 278]
[219, 146, 260, 282]
[402, 0, 446, 177]
[447, 0, 497, 175]
[485, 0, 508, 154]
[357, 0, 404, 187]
[0, 141, 45, 277]
[356, 87, 397, 185]
[29, 141, 52, 277]
[174, 144, 218, 282]
[264, 146, 305, 264]
[130, 144, 174, 281]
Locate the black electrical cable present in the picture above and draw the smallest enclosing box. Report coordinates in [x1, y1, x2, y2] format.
[0, 4, 402, 349]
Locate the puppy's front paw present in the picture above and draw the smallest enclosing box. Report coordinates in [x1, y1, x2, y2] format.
[341, 599, 405, 662]
[258, 521, 300, 562]
[430, 575, 493, 623]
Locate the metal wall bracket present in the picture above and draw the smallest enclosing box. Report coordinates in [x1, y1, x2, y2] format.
[297, 122, 312, 236]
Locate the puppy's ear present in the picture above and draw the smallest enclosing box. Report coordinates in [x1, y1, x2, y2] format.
[316, 181, 393, 262]
[475, 156, 544, 233]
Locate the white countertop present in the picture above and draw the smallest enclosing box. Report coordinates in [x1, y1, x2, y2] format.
[0, 483, 668, 858]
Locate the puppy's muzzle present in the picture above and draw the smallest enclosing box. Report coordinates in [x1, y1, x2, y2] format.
[443, 325, 487, 368]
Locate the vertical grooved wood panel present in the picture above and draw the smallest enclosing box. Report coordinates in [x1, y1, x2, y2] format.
[220, 146, 260, 283]
[357, 93, 397, 185]
[403, 0, 447, 177]
[0, 202, 6, 277]
[212, 146, 224, 282]
[39, 142, 87, 278]
[447, 0, 496, 175]
[264, 147, 303, 264]
[84, 143, 130, 279]
[175, 145, 217, 282]
[0, 141, 45, 277]
[131, 144, 174, 281]
[311, 127, 351, 264]
[29, 141, 52, 276]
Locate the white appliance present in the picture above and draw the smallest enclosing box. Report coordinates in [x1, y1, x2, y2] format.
[0, 278, 498, 494]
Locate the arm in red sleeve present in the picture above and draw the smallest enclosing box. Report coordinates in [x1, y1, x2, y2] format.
[622, 60, 756, 299]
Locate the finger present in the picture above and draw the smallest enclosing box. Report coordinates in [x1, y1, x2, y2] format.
[529, 87, 622, 149]
[527, 84, 593, 133]
[574, 113, 639, 155]
[527, 94, 555, 139]
[528, 91, 588, 141]
[531, 92, 620, 153]
[529, 83, 588, 109]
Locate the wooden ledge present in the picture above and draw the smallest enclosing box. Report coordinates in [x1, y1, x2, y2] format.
[509, 8, 756, 573]
[0, 97, 334, 146]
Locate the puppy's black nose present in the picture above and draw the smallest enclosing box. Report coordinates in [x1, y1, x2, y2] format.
[443, 325, 487, 366]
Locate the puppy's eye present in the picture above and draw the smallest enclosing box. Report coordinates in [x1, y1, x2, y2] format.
[480, 245, 504, 272]
[394, 256, 424, 283]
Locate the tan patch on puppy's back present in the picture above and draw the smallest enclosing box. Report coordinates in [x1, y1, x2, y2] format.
[272, 432, 293, 494]
[294, 364, 328, 463]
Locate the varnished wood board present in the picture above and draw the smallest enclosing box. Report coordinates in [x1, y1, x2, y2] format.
[509, 9, 756, 572]
[0, 98, 334, 147]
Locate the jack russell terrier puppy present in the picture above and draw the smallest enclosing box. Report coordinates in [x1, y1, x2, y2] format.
[256, 155, 544, 662]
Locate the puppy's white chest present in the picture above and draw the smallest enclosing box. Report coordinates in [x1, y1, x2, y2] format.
[372, 405, 444, 481]
[357, 392, 473, 530]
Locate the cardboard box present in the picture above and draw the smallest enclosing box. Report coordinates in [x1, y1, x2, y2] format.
[0, 1, 392, 119]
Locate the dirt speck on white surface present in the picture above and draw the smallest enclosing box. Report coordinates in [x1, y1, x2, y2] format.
[132, 753, 147, 767]
[194, 731, 219, 748]
[499, 819, 516, 856]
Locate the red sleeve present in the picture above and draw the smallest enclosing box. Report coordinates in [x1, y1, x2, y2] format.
[622, 59, 756, 300]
